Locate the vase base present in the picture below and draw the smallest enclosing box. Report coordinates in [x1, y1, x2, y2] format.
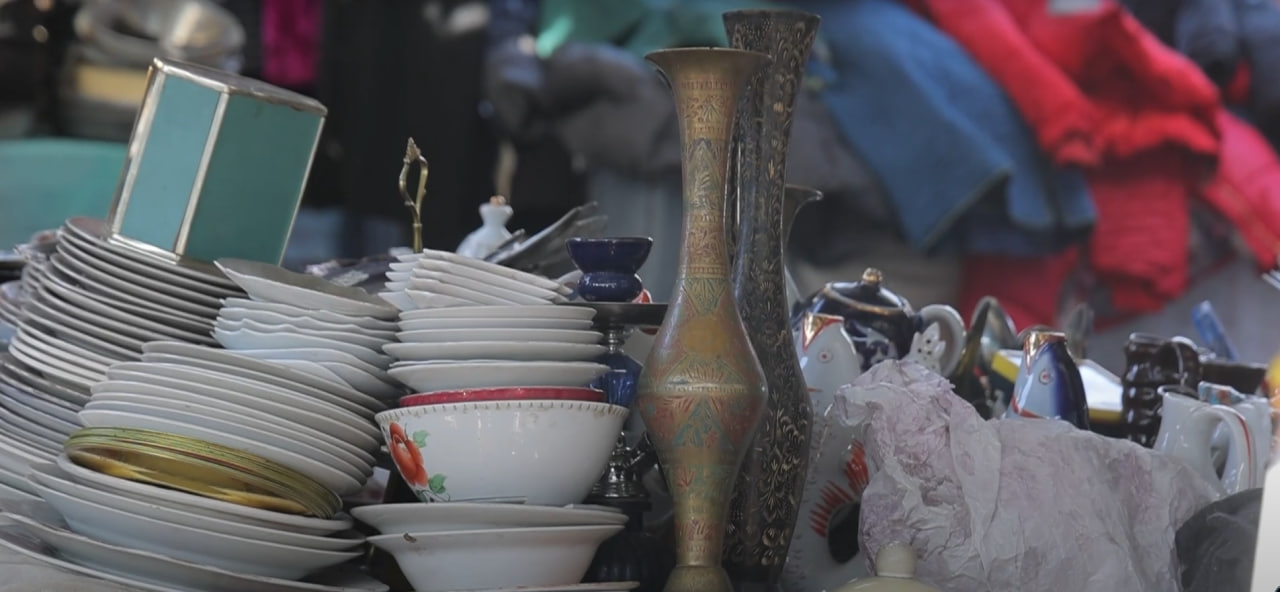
[663, 565, 734, 592]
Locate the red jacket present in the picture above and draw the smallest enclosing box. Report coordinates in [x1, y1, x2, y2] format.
[904, 0, 1280, 328]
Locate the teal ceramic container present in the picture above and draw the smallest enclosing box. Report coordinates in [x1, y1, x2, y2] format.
[108, 58, 327, 264]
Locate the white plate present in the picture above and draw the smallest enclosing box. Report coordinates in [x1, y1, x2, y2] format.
[142, 352, 389, 414]
[230, 348, 396, 384]
[388, 361, 611, 392]
[405, 278, 526, 306]
[219, 308, 396, 340]
[35, 483, 362, 578]
[433, 584, 638, 592]
[0, 464, 38, 496]
[0, 431, 54, 472]
[10, 329, 105, 382]
[29, 463, 365, 552]
[312, 362, 403, 400]
[412, 258, 567, 300]
[409, 271, 556, 305]
[57, 239, 225, 309]
[396, 328, 602, 345]
[384, 341, 607, 363]
[66, 218, 242, 291]
[220, 298, 398, 331]
[34, 286, 176, 350]
[84, 400, 372, 479]
[77, 409, 365, 495]
[215, 259, 397, 320]
[4, 511, 383, 592]
[399, 304, 595, 322]
[23, 299, 141, 359]
[100, 369, 379, 452]
[140, 342, 387, 413]
[273, 359, 347, 384]
[18, 319, 119, 370]
[350, 502, 627, 533]
[6, 334, 98, 391]
[60, 221, 243, 298]
[54, 455, 353, 536]
[217, 318, 391, 351]
[54, 250, 220, 318]
[397, 317, 594, 332]
[39, 269, 216, 343]
[0, 380, 80, 431]
[43, 259, 213, 330]
[0, 405, 64, 450]
[215, 329, 393, 369]
[0, 355, 91, 406]
[376, 291, 419, 311]
[402, 290, 483, 309]
[89, 388, 375, 466]
[113, 360, 377, 422]
[408, 249, 568, 293]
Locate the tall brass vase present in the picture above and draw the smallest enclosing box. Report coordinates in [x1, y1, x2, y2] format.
[637, 47, 771, 592]
[722, 10, 821, 591]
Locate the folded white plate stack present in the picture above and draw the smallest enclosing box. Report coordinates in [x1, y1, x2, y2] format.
[212, 259, 403, 401]
[386, 305, 611, 393]
[0, 456, 388, 592]
[377, 249, 572, 312]
[80, 341, 384, 497]
[353, 502, 635, 592]
[0, 217, 246, 472]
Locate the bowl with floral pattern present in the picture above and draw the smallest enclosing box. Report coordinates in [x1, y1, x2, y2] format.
[376, 400, 628, 506]
[398, 386, 607, 408]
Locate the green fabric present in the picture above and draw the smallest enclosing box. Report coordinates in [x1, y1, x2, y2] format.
[536, 0, 784, 58]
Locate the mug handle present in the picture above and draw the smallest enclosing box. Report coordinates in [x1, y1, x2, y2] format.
[919, 305, 966, 377]
[1193, 404, 1258, 493]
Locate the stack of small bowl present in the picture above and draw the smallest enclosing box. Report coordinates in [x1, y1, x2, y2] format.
[368, 386, 632, 591]
[211, 258, 403, 401]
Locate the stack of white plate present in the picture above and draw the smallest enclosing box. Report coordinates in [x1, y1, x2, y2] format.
[79, 341, 384, 497]
[385, 305, 611, 394]
[0, 218, 246, 471]
[0, 456, 388, 592]
[212, 259, 403, 401]
[5, 218, 240, 393]
[377, 249, 572, 312]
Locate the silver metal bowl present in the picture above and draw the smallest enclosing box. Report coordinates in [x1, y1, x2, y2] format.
[73, 0, 244, 69]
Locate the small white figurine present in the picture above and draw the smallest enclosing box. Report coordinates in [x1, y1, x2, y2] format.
[830, 543, 941, 592]
[456, 195, 514, 259]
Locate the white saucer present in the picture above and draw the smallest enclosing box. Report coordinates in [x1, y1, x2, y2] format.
[397, 316, 594, 332]
[218, 307, 396, 340]
[217, 317, 391, 351]
[215, 328, 393, 368]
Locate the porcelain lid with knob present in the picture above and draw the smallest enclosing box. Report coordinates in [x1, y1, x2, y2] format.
[829, 543, 941, 592]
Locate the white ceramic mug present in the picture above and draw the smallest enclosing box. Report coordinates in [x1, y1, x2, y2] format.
[1155, 386, 1257, 495]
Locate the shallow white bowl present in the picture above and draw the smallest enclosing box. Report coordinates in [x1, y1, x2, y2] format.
[374, 400, 627, 506]
[350, 502, 627, 534]
[367, 524, 621, 592]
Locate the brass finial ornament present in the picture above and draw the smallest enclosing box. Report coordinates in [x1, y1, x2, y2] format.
[398, 138, 430, 252]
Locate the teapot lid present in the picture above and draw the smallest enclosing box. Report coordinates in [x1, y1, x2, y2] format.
[823, 268, 912, 315]
[874, 543, 918, 578]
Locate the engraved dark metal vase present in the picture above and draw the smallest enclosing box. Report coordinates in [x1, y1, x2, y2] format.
[636, 47, 771, 592]
[721, 10, 821, 592]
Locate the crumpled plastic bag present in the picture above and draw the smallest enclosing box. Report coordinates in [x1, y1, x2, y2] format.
[833, 361, 1220, 592]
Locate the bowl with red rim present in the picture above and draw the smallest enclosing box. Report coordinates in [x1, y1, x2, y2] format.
[399, 386, 607, 407]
